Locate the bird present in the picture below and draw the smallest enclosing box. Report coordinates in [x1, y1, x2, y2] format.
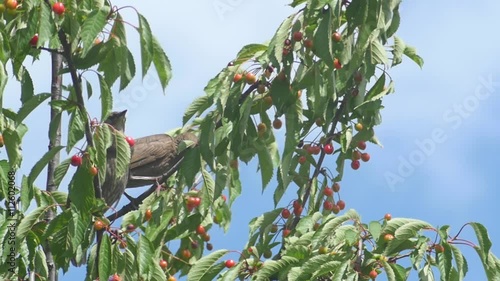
[126, 132, 198, 189]
[100, 109, 130, 207]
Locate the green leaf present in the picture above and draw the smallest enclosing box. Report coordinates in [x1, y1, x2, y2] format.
[235, 44, 268, 64]
[248, 208, 282, 236]
[98, 234, 112, 281]
[313, 9, 334, 67]
[470, 222, 492, 261]
[66, 109, 85, 153]
[393, 220, 432, 240]
[119, 46, 136, 91]
[80, 8, 108, 57]
[403, 44, 424, 68]
[450, 244, 468, 280]
[20, 69, 34, 103]
[53, 157, 71, 188]
[369, 221, 382, 240]
[152, 36, 172, 92]
[137, 235, 154, 277]
[68, 165, 95, 213]
[98, 75, 113, 122]
[16, 206, 46, 242]
[188, 250, 228, 281]
[368, 38, 389, 65]
[3, 126, 23, 169]
[267, 14, 294, 67]
[138, 13, 153, 77]
[113, 129, 131, 179]
[37, 2, 56, 49]
[255, 140, 274, 189]
[28, 145, 64, 187]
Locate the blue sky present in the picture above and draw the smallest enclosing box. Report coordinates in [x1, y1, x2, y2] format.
[2, 0, 500, 280]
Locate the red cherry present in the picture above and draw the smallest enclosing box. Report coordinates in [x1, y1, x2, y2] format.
[281, 209, 290, 219]
[293, 206, 303, 216]
[284, 39, 291, 46]
[273, 118, 282, 129]
[182, 249, 191, 259]
[5, 0, 17, 10]
[225, 259, 236, 268]
[331, 204, 340, 214]
[384, 213, 392, 221]
[245, 72, 257, 84]
[221, 194, 227, 201]
[361, 153, 370, 162]
[196, 225, 206, 235]
[89, 166, 98, 176]
[108, 274, 121, 281]
[332, 32, 342, 42]
[323, 200, 333, 210]
[298, 156, 307, 164]
[233, 73, 243, 83]
[357, 141, 366, 150]
[193, 197, 201, 206]
[29, 34, 39, 47]
[93, 220, 105, 230]
[292, 200, 301, 209]
[52, 2, 65, 15]
[159, 259, 168, 269]
[334, 58, 342, 69]
[324, 143, 334, 154]
[304, 39, 313, 49]
[70, 155, 82, 167]
[125, 136, 135, 147]
[337, 200, 346, 210]
[435, 244, 445, 253]
[126, 224, 135, 232]
[351, 160, 360, 170]
[323, 187, 333, 197]
[293, 31, 303, 41]
[352, 150, 361, 160]
[384, 234, 394, 241]
[369, 270, 378, 279]
[145, 209, 152, 221]
[283, 228, 291, 237]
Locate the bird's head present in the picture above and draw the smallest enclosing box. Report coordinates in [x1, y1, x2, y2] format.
[104, 110, 127, 132]
[175, 132, 198, 148]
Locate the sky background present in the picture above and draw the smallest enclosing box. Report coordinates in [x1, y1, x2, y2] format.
[1, 0, 500, 280]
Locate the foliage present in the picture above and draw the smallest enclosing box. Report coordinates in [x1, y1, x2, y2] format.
[0, 0, 498, 280]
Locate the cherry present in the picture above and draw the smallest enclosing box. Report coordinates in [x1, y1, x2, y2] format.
[193, 197, 201, 206]
[277, 71, 287, 81]
[159, 259, 168, 269]
[181, 249, 191, 259]
[311, 146, 321, 155]
[293, 206, 303, 216]
[304, 39, 313, 49]
[323, 200, 333, 210]
[351, 160, 360, 170]
[233, 73, 243, 83]
[227, 61, 234, 66]
[52, 2, 65, 15]
[225, 259, 236, 268]
[257, 84, 266, 94]
[5, 0, 17, 10]
[221, 194, 227, 201]
[354, 71, 363, 84]
[0, 135, 3, 147]
[357, 141, 366, 150]
[70, 155, 82, 167]
[384, 234, 394, 241]
[281, 209, 291, 219]
[361, 153, 370, 162]
[318, 246, 329, 254]
[145, 209, 152, 221]
[351, 88, 359, 97]
[29, 34, 39, 47]
[273, 118, 282, 129]
[313, 222, 320, 231]
[206, 243, 213, 251]
[284, 39, 291, 46]
[93, 220, 105, 230]
[293, 31, 303, 41]
[283, 228, 291, 237]
[263, 96, 273, 106]
[292, 200, 301, 209]
[125, 136, 135, 147]
[324, 143, 334, 154]
[196, 225, 206, 235]
[168, 276, 176, 281]
[126, 224, 135, 232]
[297, 90, 302, 99]
[298, 156, 306, 164]
[323, 187, 333, 197]
[108, 274, 121, 281]
[89, 166, 98, 176]
[334, 58, 342, 69]
[355, 123, 363, 131]
[332, 32, 342, 42]
[270, 224, 278, 233]
[337, 200, 346, 210]
[202, 233, 210, 242]
[331, 204, 340, 214]
[369, 270, 378, 279]
[332, 182, 340, 192]
[191, 241, 199, 249]
[245, 72, 257, 84]
[282, 48, 290, 56]
[315, 117, 324, 126]
[384, 213, 392, 221]
[352, 150, 361, 160]
[435, 244, 445, 253]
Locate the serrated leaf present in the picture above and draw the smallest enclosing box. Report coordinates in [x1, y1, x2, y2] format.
[53, 157, 71, 188]
[393, 220, 432, 240]
[66, 109, 85, 153]
[20, 69, 34, 103]
[138, 13, 153, 77]
[114, 130, 131, 179]
[17, 206, 46, 242]
[98, 75, 113, 121]
[188, 250, 228, 281]
[403, 44, 424, 68]
[28, 145, 64, 186]
[152, 36, 172, 92]
[80, 8, 108, 57]
[234, 44, 268, 64]
[255, 141, 274, 189]
[98, 234, 112, 281]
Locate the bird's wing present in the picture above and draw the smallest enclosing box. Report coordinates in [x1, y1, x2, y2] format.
[129, 134, 176, 173]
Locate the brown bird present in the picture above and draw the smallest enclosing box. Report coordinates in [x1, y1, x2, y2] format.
[101, 110, 130, 207]
[126, 132, 198, 188]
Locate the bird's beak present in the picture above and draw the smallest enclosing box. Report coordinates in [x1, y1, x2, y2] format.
[118, 109, 127, 117]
